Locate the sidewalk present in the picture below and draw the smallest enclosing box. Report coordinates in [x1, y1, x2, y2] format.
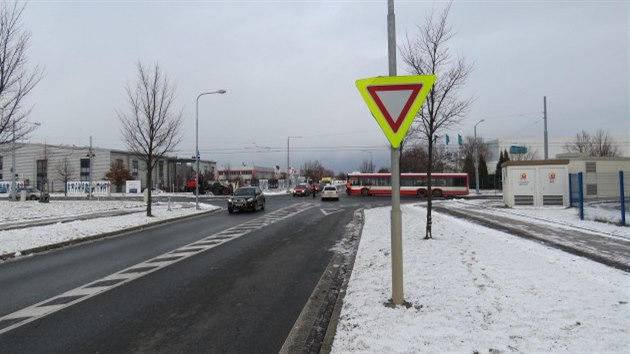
[434, 202, 630, 271]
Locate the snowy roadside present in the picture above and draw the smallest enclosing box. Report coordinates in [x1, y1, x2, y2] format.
[0, 200, 221, 258]
[331, 203, 630, 353]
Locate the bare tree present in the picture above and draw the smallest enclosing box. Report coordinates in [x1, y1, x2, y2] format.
[400, 3, 473, 239]
[118, 62, 182, 216]
[359, 159, 375, 173]
[0, 2, 42, 146]
[564, 129, 619, 157]
[564, 131, 591, 155]
[55, 155, 75, 196]
[301, 160, 334, 182]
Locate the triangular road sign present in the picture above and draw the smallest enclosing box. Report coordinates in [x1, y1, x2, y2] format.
[356, 75, 436, 148]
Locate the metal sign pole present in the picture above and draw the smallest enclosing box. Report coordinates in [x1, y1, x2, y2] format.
[388, 0, 404, 305]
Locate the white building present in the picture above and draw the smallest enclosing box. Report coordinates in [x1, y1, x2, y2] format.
[485, 135, 629, 174]
[217, 165, 279, 185]
[0, 143, 216, 193]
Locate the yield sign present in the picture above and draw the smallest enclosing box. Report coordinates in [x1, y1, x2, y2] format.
[356, 75, 436, 148]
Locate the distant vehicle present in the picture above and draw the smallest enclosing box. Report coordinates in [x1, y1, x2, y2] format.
[321, 185, 340, 201]
[17, 187, 41, 200]
[0, 186, 7, 194]
[292, 184, 311, 197]
[211, 181, 233, 196]
[228, 186, 265, 213]
[346, 172, 469, 197]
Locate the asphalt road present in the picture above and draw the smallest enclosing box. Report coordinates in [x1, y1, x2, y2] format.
[0, 193, 389, 353]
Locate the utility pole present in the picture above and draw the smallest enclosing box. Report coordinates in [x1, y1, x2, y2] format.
[474, 120, 484, 194]
[387, 0, 404, 306]
[543, 96, 548, 160]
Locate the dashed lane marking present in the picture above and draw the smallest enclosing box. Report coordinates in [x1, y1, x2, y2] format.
[0, 203, 314, 335]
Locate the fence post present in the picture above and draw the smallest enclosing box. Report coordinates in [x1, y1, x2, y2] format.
[569, 174, 574, 207]
[578, 172, 584, 220]
[620, 171, 626, 226]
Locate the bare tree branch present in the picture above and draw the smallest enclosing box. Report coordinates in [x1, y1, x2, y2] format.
[118, 62, 183, 216]
[0, 2, 43, 146]
[563, 129, 619, 157]
[400, 2, 474, 239]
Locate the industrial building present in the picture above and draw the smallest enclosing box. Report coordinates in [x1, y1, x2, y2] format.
[0, 142, 216, 193]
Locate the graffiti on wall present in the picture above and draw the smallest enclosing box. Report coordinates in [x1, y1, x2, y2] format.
[66, 181, 111, 195]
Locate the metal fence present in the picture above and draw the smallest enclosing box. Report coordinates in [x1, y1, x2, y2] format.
[569, 171, 629, 225]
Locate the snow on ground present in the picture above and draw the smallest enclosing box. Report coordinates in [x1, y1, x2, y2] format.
[0, 199, 220, 257]
[446, 198, 629, 239]
[331, 203, 630, 353]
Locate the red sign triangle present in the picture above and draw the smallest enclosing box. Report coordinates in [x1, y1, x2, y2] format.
[366, 84, 423, 133]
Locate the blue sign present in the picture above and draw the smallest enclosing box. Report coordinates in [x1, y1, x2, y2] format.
[510, 145, 528, 154]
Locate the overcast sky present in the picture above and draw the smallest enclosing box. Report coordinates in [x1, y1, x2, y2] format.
[21, 0, 629, 173]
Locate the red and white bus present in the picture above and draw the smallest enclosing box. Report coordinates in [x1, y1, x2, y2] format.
[346, 172, 469, 197]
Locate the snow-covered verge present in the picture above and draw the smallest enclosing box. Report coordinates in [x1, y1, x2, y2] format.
[331, 204, 630, 353]
[445, 198, 629, 238]
[0, 200, 220, 257]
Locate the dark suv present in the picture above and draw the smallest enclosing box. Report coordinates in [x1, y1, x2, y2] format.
[228, 186, 265, 213]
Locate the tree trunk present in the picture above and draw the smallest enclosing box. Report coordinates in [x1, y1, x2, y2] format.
[425, 138, 433, 239]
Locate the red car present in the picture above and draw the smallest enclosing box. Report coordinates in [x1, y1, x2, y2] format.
[292, 184, 311, 197]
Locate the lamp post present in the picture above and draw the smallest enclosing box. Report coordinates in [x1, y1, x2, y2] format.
[474, 119, 485, 194]
[286, 136, 302, 192]
[196, 90, 226, 210]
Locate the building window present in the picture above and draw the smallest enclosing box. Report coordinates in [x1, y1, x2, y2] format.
[116, 159, 123, 167]
[0, 156, 3, 180]
[36, 160, 48, 189]
[158, 160, 164, 178]
[585, 162, 596, 173]
[80, 158, 90, 181]
[132, 160, 139, 176]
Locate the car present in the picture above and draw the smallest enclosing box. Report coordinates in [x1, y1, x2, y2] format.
[227, 186, 265, 213]
[292, 184, 311, 197]
[0, 185, 7, 194]
[320, 185, 340, 201]
[16, 187, 41, 200]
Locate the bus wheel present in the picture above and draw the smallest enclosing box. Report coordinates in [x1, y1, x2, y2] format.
[432, 189, 442, 198]
[417, 189, 427, 198]
[361, 188, 369, 196]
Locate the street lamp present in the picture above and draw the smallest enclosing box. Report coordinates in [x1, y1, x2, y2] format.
[286, 136, 302, 192]
[474, 119, 485, 194]
[196, 90, 226, 210]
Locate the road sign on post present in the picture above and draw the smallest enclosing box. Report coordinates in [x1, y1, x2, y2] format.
[356, 75, 436, 148]
[356, 74, 435, 305]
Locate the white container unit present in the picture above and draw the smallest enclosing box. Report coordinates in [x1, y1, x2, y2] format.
[502, 160, 569, 207]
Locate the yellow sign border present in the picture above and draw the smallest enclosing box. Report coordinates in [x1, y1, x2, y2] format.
[356, 75, 436, 148]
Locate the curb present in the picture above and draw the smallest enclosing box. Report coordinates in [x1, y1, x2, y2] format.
[0, 208, 222, 261]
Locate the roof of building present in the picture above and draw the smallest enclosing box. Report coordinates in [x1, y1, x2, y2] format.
[502, 159, 570, 168]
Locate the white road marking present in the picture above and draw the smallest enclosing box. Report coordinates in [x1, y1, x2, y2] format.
[0, 203, 314, 335]
[320, 208, 344, 216]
